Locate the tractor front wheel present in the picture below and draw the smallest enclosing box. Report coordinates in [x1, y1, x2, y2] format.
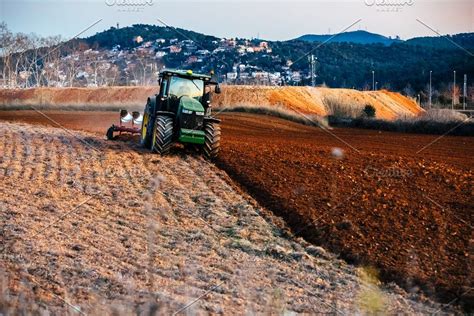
[152, 115, 174, 155]
[140, 110, 154, 149]
[203, 122, 221, 159]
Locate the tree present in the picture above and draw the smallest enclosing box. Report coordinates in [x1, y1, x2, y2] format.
[363, 104, 376, 118]
[402, 83, 415, 97]
[448, 83, 461, 105]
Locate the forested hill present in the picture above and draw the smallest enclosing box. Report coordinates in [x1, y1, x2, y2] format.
[83, 24, 219, 50]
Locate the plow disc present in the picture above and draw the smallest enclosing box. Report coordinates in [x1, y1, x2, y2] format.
[106, 110, 143, 140]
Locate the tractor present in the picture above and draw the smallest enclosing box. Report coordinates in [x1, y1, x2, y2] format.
[140, 69, 222, 158]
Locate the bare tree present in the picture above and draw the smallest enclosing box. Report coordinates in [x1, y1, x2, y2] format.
[0, 23, 16, 87]
[63, 55, 78, 87]
[40, 35, 63, 87]
[468, 85, 474, 104]
[104, 64, 120, 86]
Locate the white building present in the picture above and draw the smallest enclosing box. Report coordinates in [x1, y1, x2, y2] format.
[226, 72, 238, 80]
[291, 71, 302, 82]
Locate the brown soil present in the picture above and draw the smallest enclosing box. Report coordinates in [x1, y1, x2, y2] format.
[0, 110, 472, 311]
[216, 113, 473, 310]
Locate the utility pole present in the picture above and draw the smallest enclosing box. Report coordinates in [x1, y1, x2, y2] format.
[463, 74, 467, 110]
[429, 70, 432, 109]
[452, 70, 456, 109]
[308, 55, 316, 87]
[372, 70, 375, 91]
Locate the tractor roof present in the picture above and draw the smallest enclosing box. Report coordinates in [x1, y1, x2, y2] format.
[160, 69, 212, 81]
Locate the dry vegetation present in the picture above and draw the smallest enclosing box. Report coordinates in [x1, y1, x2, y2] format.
[0, 122, 457, 314]
[323, 95, 365, 118]
[0, 86, 423, 120]
[416, 109, 469, 123]
[334, 109, 474, 136]
[214, 86, 423, 120]
[0, 87, 155, 111]
[216, 104, 329, 128]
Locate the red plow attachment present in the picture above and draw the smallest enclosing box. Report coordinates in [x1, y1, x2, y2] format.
[106, 110, 143, 140]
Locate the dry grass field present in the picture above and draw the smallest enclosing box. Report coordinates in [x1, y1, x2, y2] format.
[0, 86, 423, 120]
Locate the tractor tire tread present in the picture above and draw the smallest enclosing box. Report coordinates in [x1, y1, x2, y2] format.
[203, 122, 221, 159]
[153, 116, 174, 155]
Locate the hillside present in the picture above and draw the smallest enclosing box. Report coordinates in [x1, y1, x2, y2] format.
[296, 31, 474, 50]
[405, 32, 474, 49]
[0, 86, 423, 120]
[296, 30, 400, 46]
[81, 24, 219, 50]
[2, 23, 473, 96]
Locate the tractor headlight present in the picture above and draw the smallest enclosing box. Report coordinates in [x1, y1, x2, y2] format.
[182, 109, 193, 114]
[195, 111, 204, 116]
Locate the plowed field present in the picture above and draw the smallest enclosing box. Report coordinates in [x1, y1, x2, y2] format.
[0, 110, 472, 312]
[2, 121, 448, 315]
[216, 113, 473, 310]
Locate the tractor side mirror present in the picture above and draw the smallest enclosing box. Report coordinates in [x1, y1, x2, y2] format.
[215, 84, 221, 94]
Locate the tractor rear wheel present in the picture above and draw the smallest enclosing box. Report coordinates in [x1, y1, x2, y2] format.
[152, 115, 174, 155]
[203, 122, 221, 159]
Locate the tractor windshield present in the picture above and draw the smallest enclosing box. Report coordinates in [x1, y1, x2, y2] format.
[168, 76, 204, 99]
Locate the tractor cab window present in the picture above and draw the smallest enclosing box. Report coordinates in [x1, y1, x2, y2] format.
[160, 77, 169, 97]
[169, 76, 204, 99]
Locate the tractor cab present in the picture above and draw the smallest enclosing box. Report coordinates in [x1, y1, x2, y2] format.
[158, 70, 220, 115]
[140, 69, 222, 158]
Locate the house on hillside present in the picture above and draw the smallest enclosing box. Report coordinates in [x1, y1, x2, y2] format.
[76, 71, 89, 79]
[142, 41, 152, 48]
[237, 46, 246, 55]
[291, 71, 302, 82]
[226, 72, 238, 80]
[239, 72, 250, 79]
[134, 36, 143, 44]
[186, 56, 199, 64]
[196, 49, 210, 56]
[169, 45, 182, 53]
[213, 47, 226, 54]
[223, 38, 236, 47]
[252, 71, 269, 80]
[112, 45, 121, 52]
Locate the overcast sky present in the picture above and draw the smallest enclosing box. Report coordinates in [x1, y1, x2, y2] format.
[1, 0, 473, 41]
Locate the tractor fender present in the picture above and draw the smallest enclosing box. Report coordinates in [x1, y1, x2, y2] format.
[204, 117, 221, 124]
[147, 95, 157, 114]
[155, 111, 176, 117]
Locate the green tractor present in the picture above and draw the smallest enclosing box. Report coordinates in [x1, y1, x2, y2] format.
[140, 69, 222, 158]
